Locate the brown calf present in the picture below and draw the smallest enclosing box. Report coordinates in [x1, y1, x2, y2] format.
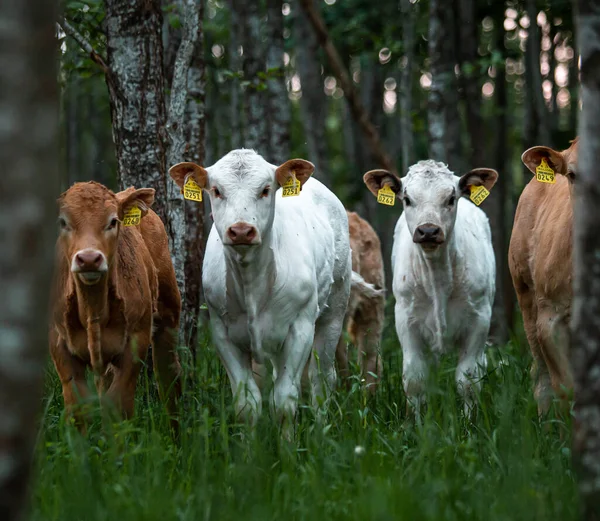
[336, 210, 385, 393]
[508, 138, 578, 416]
[50, 182, 181, 425]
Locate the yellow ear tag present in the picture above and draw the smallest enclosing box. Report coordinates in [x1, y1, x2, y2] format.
[377, 185, 396, 206]
[122, 206, 142, 227]
[470, 185, 490, 206]
[183, 175, 203, 202]
[535, 158, 556, 184]
[282, 173, 301, 197]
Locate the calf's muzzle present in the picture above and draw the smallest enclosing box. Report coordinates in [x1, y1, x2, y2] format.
[413, 223, 444, 246]
[226, 222, 257, 245]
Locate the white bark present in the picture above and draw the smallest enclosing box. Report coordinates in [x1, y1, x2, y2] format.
[104, 0, 170, 222]
[166, 0, 201, 330]
[183, 1, 206, 348]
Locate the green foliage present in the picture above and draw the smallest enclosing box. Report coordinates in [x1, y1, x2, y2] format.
[31, 333, 577, 521]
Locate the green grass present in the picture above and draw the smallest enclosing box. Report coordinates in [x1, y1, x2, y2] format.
[30, 323, 577, 521]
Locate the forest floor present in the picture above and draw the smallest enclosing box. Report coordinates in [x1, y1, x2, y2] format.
[31, 318, 577, 521]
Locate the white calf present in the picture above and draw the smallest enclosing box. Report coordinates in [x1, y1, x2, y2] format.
[170, 150, 351, 425]
[363, 160, 497, 414]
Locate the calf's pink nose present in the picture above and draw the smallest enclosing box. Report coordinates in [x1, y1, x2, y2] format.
[75, 251, 103, 271]
[227, 223, 257, 245]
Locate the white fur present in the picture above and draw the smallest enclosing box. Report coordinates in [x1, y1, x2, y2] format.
[202, 150, 351, 425]
[391, 160, 495, 414]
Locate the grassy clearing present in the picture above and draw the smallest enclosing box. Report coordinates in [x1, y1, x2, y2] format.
[31, 322, 577, 521]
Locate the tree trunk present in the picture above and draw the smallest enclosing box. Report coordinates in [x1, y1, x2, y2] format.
[266, 0, 290, 164]
[0, 0, 58, 519]
[295, 0, 330, 184]
[299, 0, 396, 174]
[104, 0, 170, 224]
[399, 0, 415, 174]
[572, 4, 600, 519]
[428, 0, 453, 162]
[524, 0, 551, 148]
[183, 0, 206, 350]
[165, 0, 201, 344]
[238, 0, 269, 155]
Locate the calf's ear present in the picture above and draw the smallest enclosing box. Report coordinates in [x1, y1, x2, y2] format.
[116, 188, 155, 220]
[363, 169, 402, 198]
[521, 146, 566, 175]
[458, 168, 498, 197]
[169, 162, 208, 192]
[275, 159, 315, 189]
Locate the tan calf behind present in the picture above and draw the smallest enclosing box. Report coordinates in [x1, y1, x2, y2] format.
[336, 211, 385, 393]
[50, 182, 181, 426]
[509, 139, 578, 415]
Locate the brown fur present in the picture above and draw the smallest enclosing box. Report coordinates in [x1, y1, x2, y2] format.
[336, 211, 385, 393]
[50, 182, 181, 428]
[508, 139, 578, 416]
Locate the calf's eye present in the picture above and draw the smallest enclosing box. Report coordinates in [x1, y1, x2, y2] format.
[213, 187, 222, 198]
[448, 196, 456, 206]
[58, 217, 68, 230]
[403, 197, 411, 206]
[107, 218, 119, 230]
[261, 187, 270, 198]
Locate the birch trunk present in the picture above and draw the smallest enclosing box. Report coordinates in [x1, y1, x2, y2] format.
[165, 0, 201, 342]
[266, 0, 290, 163]
[183, 1, 206, 350]
[104, 0, 170, 224]
[572, 3, 600, 518]
[0, 1, 58, 519]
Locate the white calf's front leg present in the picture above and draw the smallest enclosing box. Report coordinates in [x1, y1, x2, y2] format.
[309, 311, 345, 407]
[271, 314, 316, 425]
[456, 308, 490, 416]
[210, 313, 262, 424]
[396, 303, 428, 416]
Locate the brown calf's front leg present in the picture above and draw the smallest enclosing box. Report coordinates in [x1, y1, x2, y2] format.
[50, 330, 91, 430]
[104, 332, 149, 419]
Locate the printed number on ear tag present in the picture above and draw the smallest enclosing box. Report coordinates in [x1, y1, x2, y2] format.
[123, 206, 142, 227]
[377, 185, 395, 206]
[535, 158, 556, 184]
[184, 176, 203, 202]
[282, 175, 301, 197]
[470, 185, 490, 206]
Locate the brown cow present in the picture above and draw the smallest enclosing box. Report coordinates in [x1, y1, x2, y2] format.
[50, 182, 181, 425]
[336, 210, 385, 393]
[508, 138, 578, 416]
